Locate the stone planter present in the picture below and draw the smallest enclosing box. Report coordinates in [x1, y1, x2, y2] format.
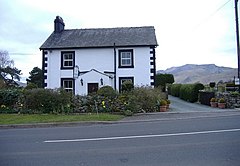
[160, 106, 167, 112]
[218, 103, 226, 109]
[210, 102, 218, 108]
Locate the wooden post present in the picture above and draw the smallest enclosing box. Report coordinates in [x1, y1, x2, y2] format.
[235, 0, 240, 92]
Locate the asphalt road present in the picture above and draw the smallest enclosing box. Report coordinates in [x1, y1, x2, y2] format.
[1, 115, 240, 166]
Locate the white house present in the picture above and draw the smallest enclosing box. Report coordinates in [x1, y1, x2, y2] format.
[40, 16, 158, 95]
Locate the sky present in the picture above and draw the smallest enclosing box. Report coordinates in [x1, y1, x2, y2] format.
[0, 0, 239, 82]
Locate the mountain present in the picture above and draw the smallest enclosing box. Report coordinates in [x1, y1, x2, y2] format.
[157, 64, 238, 84]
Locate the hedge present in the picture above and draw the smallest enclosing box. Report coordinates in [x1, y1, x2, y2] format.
[0, 86, 166, 114]
[0, 89, 21, 109]
[169, 84, 182, 97]
[179, 83, 204, 103]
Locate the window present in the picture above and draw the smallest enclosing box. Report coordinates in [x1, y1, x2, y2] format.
[61, 51, 75, 69]
[118, 49, 134, 68]
[119, 77, 134, 92]
[61, 78, 74, 92]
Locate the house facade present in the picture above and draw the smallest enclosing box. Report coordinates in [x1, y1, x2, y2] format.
[40, 16, 158, 95]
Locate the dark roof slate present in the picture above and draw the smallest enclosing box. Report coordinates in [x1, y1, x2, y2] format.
[40, 26, 158, 49]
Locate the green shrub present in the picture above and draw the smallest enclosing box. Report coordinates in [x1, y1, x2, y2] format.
[97, 86, 117, 98]
[0, 89, 21, 108]
[179, 83, 204, 103]
[25, 83, 38, 90]
[210, 97, 217, 102]
[23, 88, 72, 114]
[170, 84, 182, 97]
[209, 82, 216, 88]
[121, 81, 134, 92]
[125, 86, 165, 113]
[218, 98, 225, 103]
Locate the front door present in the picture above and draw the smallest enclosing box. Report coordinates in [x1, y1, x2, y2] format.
[88, 83, 99, 94]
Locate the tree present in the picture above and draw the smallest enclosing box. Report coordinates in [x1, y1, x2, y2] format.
[26, 67, 43, 88]
[0, 50, 22, 87]
[155, 73, 175, 92]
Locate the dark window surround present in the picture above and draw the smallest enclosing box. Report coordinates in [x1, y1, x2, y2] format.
[118, 49, 134, 68]
[61, 51, 75, 69]
[61, 78, 75, 93]
[119, 77, 134, 92]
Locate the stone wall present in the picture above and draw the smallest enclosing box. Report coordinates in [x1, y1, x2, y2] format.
[216, 92, 240, 108]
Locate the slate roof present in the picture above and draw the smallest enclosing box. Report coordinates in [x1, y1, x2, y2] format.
[40, 26, 158, 50]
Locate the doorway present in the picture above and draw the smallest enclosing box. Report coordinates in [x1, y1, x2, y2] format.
[88, 83, 99, 94]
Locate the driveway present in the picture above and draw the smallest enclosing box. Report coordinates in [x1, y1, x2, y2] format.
[121, 95, 239, 122]
[168, 95, 234, 112]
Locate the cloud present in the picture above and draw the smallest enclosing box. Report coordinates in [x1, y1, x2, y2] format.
[0, 0, 238, 82]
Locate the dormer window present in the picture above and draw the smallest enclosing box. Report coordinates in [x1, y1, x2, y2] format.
[118, 49, 134, 68]
[61, 51, 75, 69]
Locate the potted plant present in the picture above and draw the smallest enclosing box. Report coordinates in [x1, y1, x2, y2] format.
[166, 99, 171, 109]
[210, 98, 217, 108]
[158, 99, 167, 112]
[218, 98, 226, 109]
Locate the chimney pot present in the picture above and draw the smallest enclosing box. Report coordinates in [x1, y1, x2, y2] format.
[54, 16, 65, 33]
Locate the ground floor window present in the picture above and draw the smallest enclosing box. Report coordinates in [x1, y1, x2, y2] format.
[119, 77, 134, 92]
[61, 78, 74, 92]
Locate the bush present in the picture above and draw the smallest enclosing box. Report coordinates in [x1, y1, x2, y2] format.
[0, 89, 22, 109]
[209, 82, 216, 88]
[25, 83, 38, 90]
[125, 86, 165, 113]
[121, 81, 134, 92]
[210, 97, 217, 102]
[23, 88, 72, 114]
[97, 86, 117, 98]
[0, 86, 166, 115]
[218, 98, 225, 103]
[170, 84, 182, 97]
[179, 83, 204, 103]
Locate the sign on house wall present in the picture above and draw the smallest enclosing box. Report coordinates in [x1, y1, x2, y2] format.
[73, 65, 79, 79]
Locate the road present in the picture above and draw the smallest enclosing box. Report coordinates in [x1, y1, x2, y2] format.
[1, 115, 240, 166]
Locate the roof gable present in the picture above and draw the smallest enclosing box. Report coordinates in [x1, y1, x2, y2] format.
[40, 26, 158, 49]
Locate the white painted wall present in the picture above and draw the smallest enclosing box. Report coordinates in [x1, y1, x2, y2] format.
[116, 47, 152, 89]
[45, 46, 152, 95]
[76, 70, 113, 95]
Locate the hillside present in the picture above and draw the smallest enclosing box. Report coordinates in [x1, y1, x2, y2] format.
[157, 64, 238, 84]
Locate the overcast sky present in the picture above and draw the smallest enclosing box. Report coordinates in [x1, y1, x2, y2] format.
[0, 0, 238, 81]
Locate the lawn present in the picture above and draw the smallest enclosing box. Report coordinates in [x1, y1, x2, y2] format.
[0, 113, 125, 125]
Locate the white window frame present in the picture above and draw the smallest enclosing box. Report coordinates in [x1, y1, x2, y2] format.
[61, 79, 74, 92]
[118, 49, 134, 68]
[63, 53, 74, 68]
[121, 52, 132, 66]
[61, 51, 75, 69]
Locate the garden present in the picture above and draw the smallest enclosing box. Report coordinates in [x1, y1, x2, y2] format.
[0, 81, 168, 124]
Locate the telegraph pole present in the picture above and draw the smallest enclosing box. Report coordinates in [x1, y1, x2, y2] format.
[235, 0, 240, 91]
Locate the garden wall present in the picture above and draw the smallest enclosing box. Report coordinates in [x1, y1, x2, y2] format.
[216, 92, 240, 108]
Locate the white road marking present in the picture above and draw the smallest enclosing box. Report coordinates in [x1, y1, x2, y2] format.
[44, 128, 240, 143]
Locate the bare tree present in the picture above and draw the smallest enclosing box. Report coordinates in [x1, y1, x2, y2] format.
[0, 50, 21, 87]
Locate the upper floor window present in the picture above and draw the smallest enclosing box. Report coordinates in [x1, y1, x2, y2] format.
[118, 49, 134, 68]
[61, 51, 75, 69]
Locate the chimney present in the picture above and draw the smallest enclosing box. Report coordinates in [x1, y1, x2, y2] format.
[54, 16, 65, 33]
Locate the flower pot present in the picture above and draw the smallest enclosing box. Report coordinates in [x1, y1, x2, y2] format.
[160, 106, 167, 112]
[210, 102, 217, 108]
[218, 103, 226, 109]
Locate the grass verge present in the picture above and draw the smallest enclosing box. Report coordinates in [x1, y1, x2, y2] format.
[0, 113, 125, 125]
